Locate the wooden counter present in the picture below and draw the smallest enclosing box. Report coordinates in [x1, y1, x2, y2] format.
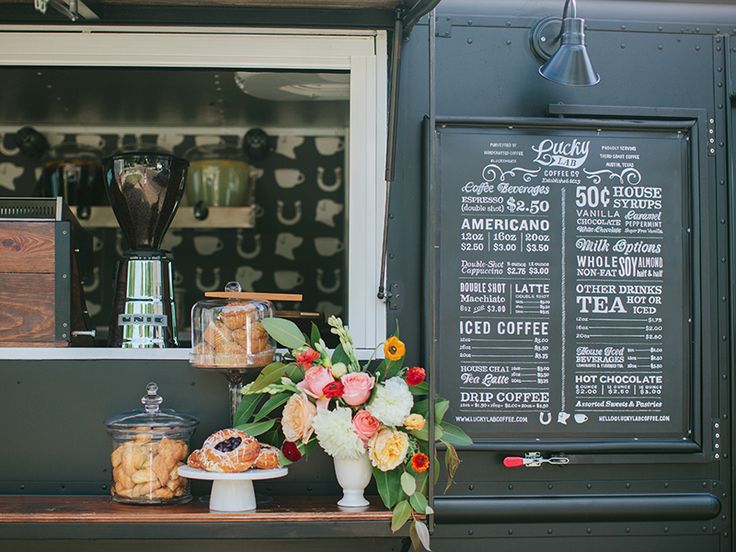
[0, 495, 402, 540]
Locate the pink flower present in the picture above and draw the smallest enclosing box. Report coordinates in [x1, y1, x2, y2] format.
[352, 410, 380, 442]
[297, 365, 335, 399]
[341, 372, 375, 406]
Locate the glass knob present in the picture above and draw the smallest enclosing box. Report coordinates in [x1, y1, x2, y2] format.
[225, 281, 242, 293]
[141, 382, 163, 414]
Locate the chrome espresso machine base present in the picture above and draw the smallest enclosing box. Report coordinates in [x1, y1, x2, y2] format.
[109, 252, 178, 348]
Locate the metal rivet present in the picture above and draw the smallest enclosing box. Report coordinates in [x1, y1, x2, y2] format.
[508, 529, 514, 535]
[62, 333, 67, 338]
[621, 25, 626, 30]
[586, 483, 592, 489]
[62, 230, 68, 235]
[620, 43, 626, 49]
[547, 528, 553, 535]
[506, 40, 512, 45]
[62, 274, 68, 279]
[508, 484, 514, 490]
[716, 454, 721, 459]
[657, 26, 663, 31]
[586, 528, 592, 534]
[703, 526, 708, 532]
[625, 482, 631, 488]
[703, 481, 709, 488]
[713, 482, 719, 487]
[719, 141, 724, 147]
[506, 20, 511, 27]
[715, 443, 720, 449]
[20, 485, 25, 490]
[548, 484, 553, 489]
[657, 45, 663, 50]
[468, 484, 474, 490]
[722, 515, 727, 520]
[468, 20, 473, 25]
[722, 375, 727, 380]
[467, 38, 473, 44]
[696, 45, 701, 51]
[718, 82, 723, 88]
[664, 527, 669, 533]
[62, 322, 68, 328]
[722, 296, 727, 302]
[721, 258, 726, 263]
[722, 336, 727, 341]
[664, 482, 669, 488]
[468, 529, 474, 536]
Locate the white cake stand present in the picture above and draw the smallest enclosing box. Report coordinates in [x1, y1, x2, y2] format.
[179, 466, 288, 512]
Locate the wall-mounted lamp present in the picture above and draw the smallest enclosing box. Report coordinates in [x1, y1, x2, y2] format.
[530, 0, 599, 86]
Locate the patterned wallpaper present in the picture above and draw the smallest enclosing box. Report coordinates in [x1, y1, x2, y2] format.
[0, 131, 346, 342]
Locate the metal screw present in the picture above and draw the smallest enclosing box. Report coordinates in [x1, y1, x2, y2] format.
[62, 230, 68, 235]
[62, 322, 67, 328]
[467, 38, 473, 44]
[62, 274, 67, 279]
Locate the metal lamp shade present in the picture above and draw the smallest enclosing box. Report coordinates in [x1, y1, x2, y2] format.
[538, 17, 600, 87]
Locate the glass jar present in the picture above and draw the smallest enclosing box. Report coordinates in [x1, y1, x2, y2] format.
[184, 143, 258, 208]
[36, 142, 107, 209]
[104, 382, 199, 505]
[191, 281, 275, 369]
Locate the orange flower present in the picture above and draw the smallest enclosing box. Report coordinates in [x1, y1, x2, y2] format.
[384, 336, 406, 361]
[411, 453, 430, 473]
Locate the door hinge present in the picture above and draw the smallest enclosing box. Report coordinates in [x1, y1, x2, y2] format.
[435, 16, 452, 38]
[387, 282, 401, 310]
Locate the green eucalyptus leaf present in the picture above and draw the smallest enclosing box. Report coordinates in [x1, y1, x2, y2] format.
[330, 343, 351, 366]
[309, 322, 321, 346]
[285, 363, 305, 383]
[409, 381, 429, 396]
[415, 520, 431, 550]
[409, 521, 421, 551]
[233, 418, 275, 437]
[438, 422, 473, 446]
[384, 358, 402, 380]
[233, 393, 264, 426]
[253, 392, 291, 421]
[412, 399, 429, 417]
[391, 500, 412, 533]
[400, 472, 417, 496]
[373, 467, 403, 508]
[250, 363, 286, 393]
[261, 317, 307, 349]
[443, 442, 461, 493]
[435, 398, 450, 423]
[409, 492, 428, 515]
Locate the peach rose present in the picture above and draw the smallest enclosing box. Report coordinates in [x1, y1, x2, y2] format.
[297, 365, 335, 399]
[281, 393, 317, 444]
[368, 428, 409, 471]
[403, 413, 425, 431]
[352, 410, 380, 442]
[341, 372, 375, 406]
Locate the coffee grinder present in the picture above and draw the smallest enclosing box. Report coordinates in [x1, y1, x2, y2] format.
[103, 152, 188, 348]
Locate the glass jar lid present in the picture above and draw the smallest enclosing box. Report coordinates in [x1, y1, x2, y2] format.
[104, 382, 199, 432]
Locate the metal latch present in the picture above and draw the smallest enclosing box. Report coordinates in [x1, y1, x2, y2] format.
[503, 452, 570, 468]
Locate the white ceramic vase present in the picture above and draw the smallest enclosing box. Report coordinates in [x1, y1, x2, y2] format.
[333, 452, 372, 507]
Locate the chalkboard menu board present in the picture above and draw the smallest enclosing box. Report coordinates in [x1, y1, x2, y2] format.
[435, 120, 693, 445]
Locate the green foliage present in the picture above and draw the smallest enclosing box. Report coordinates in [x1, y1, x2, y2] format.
[233, 393, 263, 427]
[250, 362, 286, 393]
[374, 467, 403, 509]
[233, 418, 275, 437]
[409, 491, 428, 515]
[261, 317, 306, 349]
[409, 381, 429, 396]
[391, 500, 412, 532]
[309, 322, 321, 347]
[437, 422, 473, 446]
[400, 472, 416, 496]
[330, 343, 351, 366]
[253, 393, 291, 421]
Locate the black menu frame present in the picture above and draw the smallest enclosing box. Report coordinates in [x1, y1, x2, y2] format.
[428, 116, 704, 454]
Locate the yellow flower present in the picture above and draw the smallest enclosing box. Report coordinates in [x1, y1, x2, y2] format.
[368, 428, 410, 471]
[403, 413, 425, 431]
[384, 336, 406, 361]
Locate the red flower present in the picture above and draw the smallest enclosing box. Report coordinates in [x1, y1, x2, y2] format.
[295, 348, 321, 369]
[322, 380, 344, 399]
[281, 441, 302, 462]
[405, 366, 426, 386]
[411, 453, 430, 473]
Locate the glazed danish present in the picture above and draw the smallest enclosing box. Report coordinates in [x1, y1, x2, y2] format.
[187, 429, 260, 473]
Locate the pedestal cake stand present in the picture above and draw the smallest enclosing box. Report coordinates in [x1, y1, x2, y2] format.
[179, 466, 288, 512]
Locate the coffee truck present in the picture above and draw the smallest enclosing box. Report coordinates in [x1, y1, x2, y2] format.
[0, 0, 734, 551]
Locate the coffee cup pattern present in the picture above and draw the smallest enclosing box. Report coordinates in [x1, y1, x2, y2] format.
[0, 132, 346, 334]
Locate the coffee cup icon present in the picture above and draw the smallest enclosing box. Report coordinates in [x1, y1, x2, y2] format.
[314, 237, 344, 257]
[275, 168, 305, 189]
[77, 134, 107, 150]
[315, 137, 344, 156]
[274, 270, 304, 290]
[557, 411, 571, 425]
[574, 413, 588, 424]
[193, 235, 224, 256]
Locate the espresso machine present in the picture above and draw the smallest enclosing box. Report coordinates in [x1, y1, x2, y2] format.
[103, 152, 188, 348]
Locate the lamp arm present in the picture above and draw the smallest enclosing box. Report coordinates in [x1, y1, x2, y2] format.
[562, 0, 577, 19]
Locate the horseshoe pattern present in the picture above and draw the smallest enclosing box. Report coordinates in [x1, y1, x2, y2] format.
[316, 268, 341, 294]
[316, 166, 343, 192]
[276, 200, 303, 226]
[236, 232, 262, 259]
[195, 266, 222, 292]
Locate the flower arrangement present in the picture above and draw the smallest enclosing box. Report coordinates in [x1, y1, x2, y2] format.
[233, 316, 472, 551]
